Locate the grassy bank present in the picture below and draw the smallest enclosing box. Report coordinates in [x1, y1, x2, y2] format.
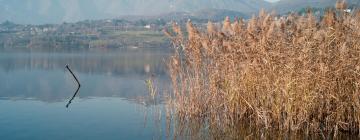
[164, 1, 360, 139]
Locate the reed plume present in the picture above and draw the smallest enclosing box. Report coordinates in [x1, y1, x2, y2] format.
[336, 0, 348, 10]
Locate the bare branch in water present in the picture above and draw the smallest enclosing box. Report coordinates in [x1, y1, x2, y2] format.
[65, 64, 81, 108]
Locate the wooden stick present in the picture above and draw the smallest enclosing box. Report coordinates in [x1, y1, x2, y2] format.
[65, 64, 81, 108]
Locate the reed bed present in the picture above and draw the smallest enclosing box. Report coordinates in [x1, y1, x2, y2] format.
[164, 1, 360, 139]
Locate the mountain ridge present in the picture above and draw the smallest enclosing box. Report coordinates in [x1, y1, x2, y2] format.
[272, 0, 360, 13]
[2, 0, 358, 25]
[0, 0, 269, 24]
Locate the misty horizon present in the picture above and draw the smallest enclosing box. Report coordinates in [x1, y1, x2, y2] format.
[0, 0, 358, 25]
[0, 0, 277, 24]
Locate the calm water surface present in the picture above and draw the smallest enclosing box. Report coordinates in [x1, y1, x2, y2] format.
[0, 48, 171, 140]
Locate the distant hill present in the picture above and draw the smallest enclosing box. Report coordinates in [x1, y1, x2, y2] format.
[272, 0, 360, 13]
[2, 0, 359, 25]
[0, 0, 269, 24]
[192, 9, 249, 21]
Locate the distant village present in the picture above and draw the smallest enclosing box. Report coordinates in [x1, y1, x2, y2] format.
[0, 6, 356, 49]
[0, 18, 171, 49]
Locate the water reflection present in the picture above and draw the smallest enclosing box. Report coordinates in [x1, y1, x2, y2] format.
[0, 48, 169, 76]
[0, 48, 169, 140]
[0, 48, 171, 104]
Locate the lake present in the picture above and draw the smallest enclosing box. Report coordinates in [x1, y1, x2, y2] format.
[0, 48, 171, 140]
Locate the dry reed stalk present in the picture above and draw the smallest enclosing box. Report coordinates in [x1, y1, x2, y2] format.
[164, 1, 360, 139]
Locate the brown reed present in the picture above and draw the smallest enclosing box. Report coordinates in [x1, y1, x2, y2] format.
[165, 1, 360, 139]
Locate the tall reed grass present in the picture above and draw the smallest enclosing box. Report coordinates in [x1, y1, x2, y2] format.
[164, 1, 360, 139]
